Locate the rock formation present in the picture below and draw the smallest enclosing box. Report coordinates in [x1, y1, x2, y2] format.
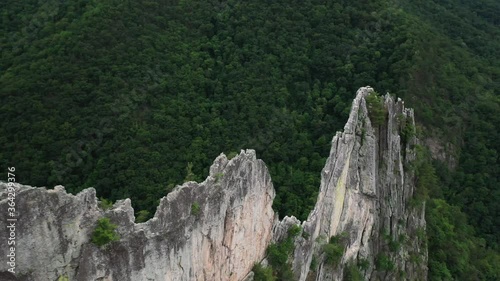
[0, 151, 276, 281]
[0, 87, 427, 280]
[285, 87, 427, 280]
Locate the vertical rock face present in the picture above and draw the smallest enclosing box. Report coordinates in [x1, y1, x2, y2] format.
[0, 150, 276, 281]
[288, 87, 427, 280]
[0, 87, 427, 281]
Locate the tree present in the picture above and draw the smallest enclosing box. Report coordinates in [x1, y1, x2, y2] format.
[365, 93, 386, 127]
[91, 218, 120, 247]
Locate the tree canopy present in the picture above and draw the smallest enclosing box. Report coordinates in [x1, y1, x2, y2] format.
[1, 0, 499, 278]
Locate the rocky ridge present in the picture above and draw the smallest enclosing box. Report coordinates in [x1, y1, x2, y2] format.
[284, 87, 427, 280]
[0, 151, 275, 281]
[0, 87, 427, 280]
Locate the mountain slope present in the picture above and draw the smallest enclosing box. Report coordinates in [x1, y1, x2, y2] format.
[0, 88, 428, 281]
[1, 0, 499, 279]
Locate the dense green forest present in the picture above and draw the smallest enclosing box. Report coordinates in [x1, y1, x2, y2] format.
[1, 0, 499, 279]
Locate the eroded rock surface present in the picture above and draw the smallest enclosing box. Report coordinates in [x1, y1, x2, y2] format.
[0, 87, 427, 281]
[286, 87, 427, 280]
[0, 150, 275, 281]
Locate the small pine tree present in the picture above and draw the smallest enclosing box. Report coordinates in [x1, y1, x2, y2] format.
[135, 210, 150, 223]
[252, 264, 276, 281]
[184, 162, 196, 182]
[344, 261, 364, 281]
[99, 197, 113, 210]
[365, 93, 386, 126]
[91, 217, 120, 247]
[191, 202, 201, 216]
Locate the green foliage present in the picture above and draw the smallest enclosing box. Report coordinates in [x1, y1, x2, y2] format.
[252, 264, 276, 281]
[275, 267, 294, 281]
[1, 0, 500, 275]
[99, 197, 113, 210]
[410, 253, 423, 266]
[267, 238, 294, 268]
[400, 116, 416, 147]
[426, 199, 500, 280]
[408, 145, 435, 207]
[376, 253, 395, 272]
[365, 93, 386, 127]
[191, 202, 200, 216]
[227, 152, 238, 160]
[398, 270, 407, 279]
[402, 0, 500, 250]
[399, 234, 408, 245]
[329, 232, 348, 244]
[322, 234, 346, 267]
[288, 225, 302, 238]
[184, 162, 197, 182]
[446, 94, 500, 249]
[310, 255, 318, 271]
[0, 0, 433, 224]
[416, 227, 427, 246]
[265, 225, 300, 280]
[57, 275, 69, 281]
[135, 210, 150, 223]
[267, 243, 288, 268]
[323, 243, 344, 267]
[344, 261, 364, 281]
[91, 217, 120, 247]
[389, 239, 401, 252]
[214, 173, 224, 183]
[382, 232, 402, 252]
[358, 258, 370, 271]
[360, 127, 366, 146]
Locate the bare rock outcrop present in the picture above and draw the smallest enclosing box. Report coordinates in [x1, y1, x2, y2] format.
[0, 87, 427, 281]
[285, 87, 427, 280]
[0, 150, 276, 281]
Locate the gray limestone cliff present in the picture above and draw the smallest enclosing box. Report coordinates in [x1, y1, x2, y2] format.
[0, 151, 275, 281]
[283, 87, 427, 281]
[0, 87, 427, 281]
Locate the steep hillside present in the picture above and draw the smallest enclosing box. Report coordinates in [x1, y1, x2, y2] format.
[1, 0, 499, 279]
[1, 0, 433, 220]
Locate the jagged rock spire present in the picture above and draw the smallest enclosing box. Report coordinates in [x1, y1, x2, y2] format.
[286, 87, 426, 280]
[0, 88, 427, 281]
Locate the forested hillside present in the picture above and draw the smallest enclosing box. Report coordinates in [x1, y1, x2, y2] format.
[1, 0, 499, 279]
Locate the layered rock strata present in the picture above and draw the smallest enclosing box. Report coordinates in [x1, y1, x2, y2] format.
[0, 151, 275, 281]
[286, 87, 427, 280]
[0, 87, 427, 280]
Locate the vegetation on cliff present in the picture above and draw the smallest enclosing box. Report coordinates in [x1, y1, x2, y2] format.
[91, 217, 120, 247]
[1, 0, 499, 278]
